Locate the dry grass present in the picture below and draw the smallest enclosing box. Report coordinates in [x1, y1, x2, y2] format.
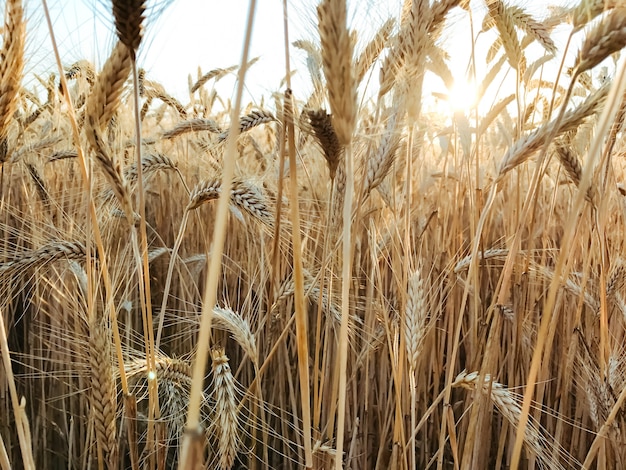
[4, 1, 626, 469]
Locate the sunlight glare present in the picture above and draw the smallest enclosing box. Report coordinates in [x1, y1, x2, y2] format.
[448, 79, 478, 112]
[429, 77, 478, 117]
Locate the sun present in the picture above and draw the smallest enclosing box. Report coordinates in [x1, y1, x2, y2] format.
[430, 78, 479, 116]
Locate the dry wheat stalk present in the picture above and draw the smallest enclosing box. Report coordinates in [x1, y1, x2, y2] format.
[575, 8, 626, 75]
[426, 44, 454, 90]
[294, 40, 325, 105]
[148, 247, 169, 264]
[332, 159, 347, 224]
[576, 335, 622, 440]
[211, 348, 239, 470]
[497, 83, 608, 178]
[162, 118, 222, 139]
[530, 263, 599, 312]
[478, 94, 516, 134]
[187, 177, 221, 208]
[10, 135, 63, 163]
[393, 1, 433, 120]
[89, 317, 118, 469]
[273, 273, 361, 338]
[317, 0, 356, 145]
[87, 122, 133, 218]
[607, 261, 626, 302]
[454, 249, 511, 273]
[83, 41, 134, 218]
[126, 355, 193, 389]
[125, 356, 195, 462]
[0, 0, 25, 163]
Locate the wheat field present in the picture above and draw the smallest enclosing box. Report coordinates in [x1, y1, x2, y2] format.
[2, 0, 626, 469]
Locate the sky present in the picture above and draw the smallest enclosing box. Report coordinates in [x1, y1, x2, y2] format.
[26, 0, 288, 103]
[21, 0, 582, 114]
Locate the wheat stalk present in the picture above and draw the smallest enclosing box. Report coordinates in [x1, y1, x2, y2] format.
[190, 58, 258, 93]
[85, 41, 131, 131]
[143, 81, 187, 117]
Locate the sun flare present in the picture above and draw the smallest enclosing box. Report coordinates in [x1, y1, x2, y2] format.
[431, 78, 479, 116]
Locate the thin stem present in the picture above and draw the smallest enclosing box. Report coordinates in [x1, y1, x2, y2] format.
[178, 1, 257, 468]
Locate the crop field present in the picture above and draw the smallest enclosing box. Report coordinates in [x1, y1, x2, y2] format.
[1, 0, 626, 469]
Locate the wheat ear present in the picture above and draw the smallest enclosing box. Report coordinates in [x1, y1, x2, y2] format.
[218, 109, 276, 142]
[112, 0, 146, 57]
[211, 349, 239, 470]
[162, 118, 221, 139]
[0, 0, 25, 163]
[84, 41, 133, 219]
[487, 0, 525, 73]
[85, 41, 131, 130]
[317, 0, 356, 145]
[306, 108, 342, 180]
[497, 83, 608, 178]
[89, 317, 118, 469]
[575, 8, 626, 75]
[355, 18, 395, 85]
[212, 306, 258, 367]
[508, 5, 557, 55]
[187, 178, 274, 227]
[361, 111, 401, 201]
[405, 267, 428, 372]
[0, 241, 89, 275]
[453, 371, 571, 470]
